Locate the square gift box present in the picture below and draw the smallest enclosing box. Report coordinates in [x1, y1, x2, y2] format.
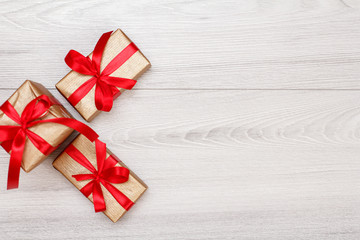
[53, 134, 147, 222]
[0, 80, 74, 173]
[56, 29, 151, 122]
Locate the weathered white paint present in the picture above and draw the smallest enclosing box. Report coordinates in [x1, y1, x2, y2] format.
[0, 0, 360, 239]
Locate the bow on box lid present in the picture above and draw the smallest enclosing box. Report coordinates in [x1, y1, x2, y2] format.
[66, 139, 134, 212]
[53, 134, 147, 222]
[56, 29, 151, 122]
[65, 31, 138, 112]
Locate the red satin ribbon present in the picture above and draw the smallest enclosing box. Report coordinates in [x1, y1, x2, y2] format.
[67, 139, 133, 212]
[0, 95, 99, 190]
[65, 31, 138, 112]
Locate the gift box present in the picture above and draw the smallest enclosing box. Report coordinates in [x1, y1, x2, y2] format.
[56, 29, 151, 122]
[0, 80, 74, 173]
[0, 80, 73, 189]
[53, 134, 147, 222]
[0, 80, 98, 189]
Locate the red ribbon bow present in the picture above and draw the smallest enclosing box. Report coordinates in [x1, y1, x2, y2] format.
[65, 31, 138, 112]
[0, 95, 99, 190]
[67, 139, 134, 212]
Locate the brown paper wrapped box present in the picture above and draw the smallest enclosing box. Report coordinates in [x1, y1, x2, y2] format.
[53, 134, 147, 222]
[0, 80, 74, 172]
[56, 29, 151, 122]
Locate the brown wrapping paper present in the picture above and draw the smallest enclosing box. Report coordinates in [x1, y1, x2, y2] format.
[56, 29, 151, 122]
[53, 134, 147, 222]
[0, 80, 74, 172]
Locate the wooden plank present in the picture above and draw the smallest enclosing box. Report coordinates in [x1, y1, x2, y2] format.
[0, 89, 359, 239]
[0, 0, 360, 89]
[1, 0, 360, 239]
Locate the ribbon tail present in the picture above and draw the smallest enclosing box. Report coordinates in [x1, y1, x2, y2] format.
[102, 180, 134, 211]
[7, 131, 26, 190]
[65, 50, 96, 75]
[93, 181, 106, 212]
[79, 181, 95, 198]
[0, 126, 21, 142]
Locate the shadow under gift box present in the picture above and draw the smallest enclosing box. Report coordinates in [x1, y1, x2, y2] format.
[56, 29, 151, 122]
[0, 80, 74, 172]
[53, 134, 147, 222]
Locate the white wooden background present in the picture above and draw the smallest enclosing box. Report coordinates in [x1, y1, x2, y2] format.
[0, 0, 360, 239]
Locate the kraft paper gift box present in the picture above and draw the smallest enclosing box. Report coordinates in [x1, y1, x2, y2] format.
[56, 29, 151, 122]
[0, 80, 74, 174]
[53, 134, 147, 222]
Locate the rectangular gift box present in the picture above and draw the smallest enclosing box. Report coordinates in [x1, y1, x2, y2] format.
[56, 29, 151, 122]
[0, 80, 74, 172]
[53, 134, 147, 222]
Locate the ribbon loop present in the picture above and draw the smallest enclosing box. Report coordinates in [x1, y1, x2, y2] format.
[102, 167, 130, 183]
[65, 31, 139, 112]
[0, 101, 21, 124]
[21, 95, 51, 123]
[65, 50, 97, 76]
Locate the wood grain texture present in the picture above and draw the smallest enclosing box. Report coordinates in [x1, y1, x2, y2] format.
[0, 0, 360, 89]
[0, 0, 360, 239]
[0, 89, 360, 239]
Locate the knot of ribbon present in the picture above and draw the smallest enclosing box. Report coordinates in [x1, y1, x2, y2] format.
[0, 95, 99, 190]
[67, 139, 133, 212]
[65, 31, 138, 112]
